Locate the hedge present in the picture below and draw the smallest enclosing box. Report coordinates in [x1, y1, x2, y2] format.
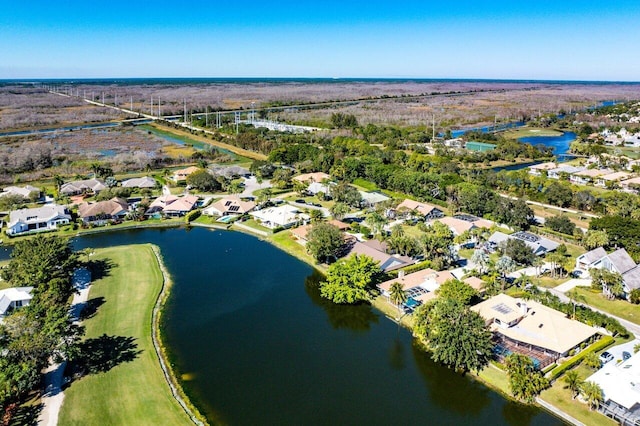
[185, 209, 202, 223]
[394, 259, 434, 276]
[549, 335, 615, 381]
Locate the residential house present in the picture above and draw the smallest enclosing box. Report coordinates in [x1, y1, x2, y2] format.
[377, 268, 482, 307]
[596, 171, 633, 187]
[579, 247, 640, 298]
[527, 162, 557, 176]
[250, 205, 309, 229]
[547, 165, 584, 180]
[396, 199, 445, 221]
[306, 181, 334, 196]
[575, 247, 608, 270]
[78, 197, 130, 224]
[570, 168, 613, 185]
[6, 204, 71, 236]
[435, 216, 475, 236]
[454, 214, 494, 230]
[293, 172, 331, 184]
[359, 191, 391, 208]
[210, 165, 251, 178]
[60, 178, 106, 196]
[0, 185, 41, 200]
[290, 219, 350, 244]
[203, 195, 256, 216]
[588, 351, 640, 424]
[171, 166, 201, 183]
[147, 194, 198, 217]
[472, 293, 599, 366]
[121, 176, 157, 189]
[488, 231, 559, 256]
[620, 176, 640, 193]
[344, 240, 412, 272]
[0, 287, 33, 318]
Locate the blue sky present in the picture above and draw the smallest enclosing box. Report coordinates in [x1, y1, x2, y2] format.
[1, 1, 639, 80]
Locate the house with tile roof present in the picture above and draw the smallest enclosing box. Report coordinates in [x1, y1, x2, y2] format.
[60, 178, 106, 196]
[121, 176, 158, 189]
[171, 166, 201, 183]
[396, 199, 444, 221]
[147, 194, 198, 217]
[203, 195, 256, 216]
[78, 197, 130, 224]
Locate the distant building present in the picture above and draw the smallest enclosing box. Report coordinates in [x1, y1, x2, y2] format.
[60, 178, 106, 196]
[203, 195, 256, 216]
[121, 176, 157, 189]
[250, 205, 309, 229]
[78, 197, 130, 224]
[293, 172, 331, 184]
[396, 199, 444, 221]
[344, 241, 412, 272]
[528, 162, 557, 176]
[147, 194, 198, 217]
[0, 185, 41, 200]
[171, 166, 201, 183]
[488, 231, 559, 256]
[465, 141, 496, 152]
[358, 191, 390, 207]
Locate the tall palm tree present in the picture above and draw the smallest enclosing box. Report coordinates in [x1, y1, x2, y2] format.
[389, 282, 407, 320]
[580, 381, 603, 411]
[566, 288, 587, 320]
[563, 370, 582, 400]
[471, 249, 490, 274]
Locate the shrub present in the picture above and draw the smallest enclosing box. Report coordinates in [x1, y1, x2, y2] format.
[549, 335, 614, 381]
[185, 210, 201, 223]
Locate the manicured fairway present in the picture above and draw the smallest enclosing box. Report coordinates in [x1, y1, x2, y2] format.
[59, 244, 192, 426]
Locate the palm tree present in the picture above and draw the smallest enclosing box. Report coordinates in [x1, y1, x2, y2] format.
[389, 282, 407, 320]
[53, 174, 64, 192]
[563, 370, 582, 400]
[566, 288, 587, 320]
[471, 249, 490, 274]
[580, 381, 603, 411]
[495, 255, 516, 291]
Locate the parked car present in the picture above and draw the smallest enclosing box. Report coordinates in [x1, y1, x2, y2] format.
[600, 351, 614, 365]
[295, 199, 306, 204]
[623, 351, 632, 361]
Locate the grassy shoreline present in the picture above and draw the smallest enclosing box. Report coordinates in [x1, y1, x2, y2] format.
[58, 244, 200, 425]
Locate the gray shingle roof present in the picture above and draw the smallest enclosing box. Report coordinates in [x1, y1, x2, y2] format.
[607, 248, 636, 274]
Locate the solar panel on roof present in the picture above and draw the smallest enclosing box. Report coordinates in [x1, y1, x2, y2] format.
[228, 205, 240, 212]
[513, 231, 540, 243]
[225, 201, 232, 206]
[454, 214, 479, 222]
[492, 303, 513, 315]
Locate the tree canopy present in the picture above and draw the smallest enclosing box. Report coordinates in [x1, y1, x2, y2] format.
[185, 169, 222, 192]
[436, 279, 477, 305]
[319, 254, 380, 304]
[413, 298, 492, 374]
[504, 353, 549, 403]
[305, 222, 345, 263]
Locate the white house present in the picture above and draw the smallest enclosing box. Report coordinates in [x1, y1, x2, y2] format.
[60, 178, 106, 196]
[0, 287, 33, 318]
[488, 231, 559, 256]
[250, 205, 309, 229]
[527, 162, 557, 176]
[0, 185, 41, 199]
[147, 194, 198, 217]
[6, 204, 71, 236]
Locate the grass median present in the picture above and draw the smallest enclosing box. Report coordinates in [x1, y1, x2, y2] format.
[58, 244, 193, 426]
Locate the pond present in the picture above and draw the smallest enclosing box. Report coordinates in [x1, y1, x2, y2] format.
[57, 228, 563, 424]
[518, 132, 577, 156]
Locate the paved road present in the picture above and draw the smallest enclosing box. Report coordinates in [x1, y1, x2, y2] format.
[498, 193, 599, 218]
[241, 176, 271, 197]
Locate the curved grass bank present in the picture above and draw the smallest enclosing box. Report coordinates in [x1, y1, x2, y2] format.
[58, 244, 204, 426]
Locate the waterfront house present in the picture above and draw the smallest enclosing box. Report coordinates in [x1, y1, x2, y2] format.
[121, 176, 158, 189]
[488, 231, 559, 256]
[0, 287, 33, 318]
[203, 195, 256, 216]
[344, 241, 412, 272]
[60, 178, 106, 196]
[6, 204, 71, 236]
[249, 205, 309, 229]
[471, 293, 599, 367]
[171, 166, 201, 183]
[78, 197, 130, 225]
[396, 199, 445, 221]
[147, 194, 198, 217]
[377, 269, 482, 307]
[291, 219, 350, 244]
[210, 165, 251, 178]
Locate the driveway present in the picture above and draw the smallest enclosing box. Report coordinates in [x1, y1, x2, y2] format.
[241, 176, 271, 197]
[554, 278, 591, 293]
[604, 338, 639, 363]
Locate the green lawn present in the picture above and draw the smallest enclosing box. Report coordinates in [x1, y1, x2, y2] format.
[503, 127, 564, 138]
[352, 178, 379, 192]
[58, 245, 193, 426]
[540, 378, 616, 426]
[269, 230, 322, 270]
[575, 287, 640, 325]
[476, 363, 510, 396]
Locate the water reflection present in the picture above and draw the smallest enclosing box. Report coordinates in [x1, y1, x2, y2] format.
[303, 270, 380, 332]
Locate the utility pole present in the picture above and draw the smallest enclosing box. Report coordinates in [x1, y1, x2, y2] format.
[130, 96, 133, 112]
[102, 92, 105, 105]
[432, 114, 435, 140]
[184, 99, 187, 123]
[205, 106, 209, 127]
[150, 96, 153, 116]
[158, 97, 161, 118]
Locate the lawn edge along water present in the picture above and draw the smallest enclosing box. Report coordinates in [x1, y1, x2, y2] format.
[58, 244, 205, 426]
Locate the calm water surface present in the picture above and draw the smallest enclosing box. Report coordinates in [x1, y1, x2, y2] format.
[68, 227, 563, 425]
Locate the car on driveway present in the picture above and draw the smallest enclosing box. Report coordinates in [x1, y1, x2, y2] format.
[623, 351, 632, 361]
[600, 351, 614, 365]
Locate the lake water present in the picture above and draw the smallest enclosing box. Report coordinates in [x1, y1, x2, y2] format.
[64, 227, 564, 425]
[518, 131, 577, 156]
